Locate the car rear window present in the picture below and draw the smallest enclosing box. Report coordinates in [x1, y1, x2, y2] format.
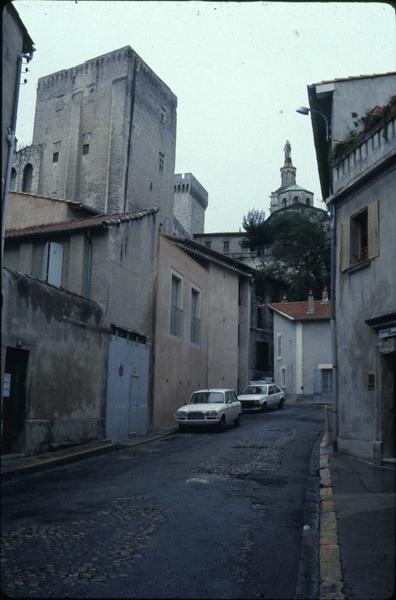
[189, 392, 225, 404]
[242, 385, 267, 395]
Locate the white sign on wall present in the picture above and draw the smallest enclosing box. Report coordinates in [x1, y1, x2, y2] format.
[379, 327, 396, 339]
[3, 373, 11, 397]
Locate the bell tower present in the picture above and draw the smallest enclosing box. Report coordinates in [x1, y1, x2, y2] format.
[280, 140, 296, 187]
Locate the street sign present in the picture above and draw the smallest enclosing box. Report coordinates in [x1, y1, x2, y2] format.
[379, 327, 396, 339]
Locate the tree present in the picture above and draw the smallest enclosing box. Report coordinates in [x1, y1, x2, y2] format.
[242, 210, 331, 301]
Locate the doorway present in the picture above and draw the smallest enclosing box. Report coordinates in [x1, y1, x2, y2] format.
[382, 351, 396, 460]
[2, 347, 29, 454]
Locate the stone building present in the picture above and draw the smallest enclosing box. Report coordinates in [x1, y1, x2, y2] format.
[173, 173, 208, 237]
[11, 46, 177, 232]
[308, 71, 396, 463]
[269, 140, 314, 213]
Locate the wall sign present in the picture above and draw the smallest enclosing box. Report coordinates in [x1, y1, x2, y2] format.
[379, 327, 396, 339]
[3, 373, 11, 397]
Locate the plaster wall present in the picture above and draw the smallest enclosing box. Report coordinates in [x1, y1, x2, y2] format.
[1, 268, 107, 455]
[152, 235, 209, 429]
[301, 320, 332, 396]
[7, 191, 79, 229]
[335, 163, 396, 460]
[273, 314, 296, 400]
[238, 277, 251, 393]
[332, 75, 396, 144]
[207, 264, 240, 391]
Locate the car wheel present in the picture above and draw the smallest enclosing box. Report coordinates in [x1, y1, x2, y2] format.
[261, 402, 268, 412]
[233, 415, 241, 427]
[278, 398, 285, 410]
[218, 415, 226, 432]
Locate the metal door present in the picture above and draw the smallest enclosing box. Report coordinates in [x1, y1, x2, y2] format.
[105, 335, 150, 440]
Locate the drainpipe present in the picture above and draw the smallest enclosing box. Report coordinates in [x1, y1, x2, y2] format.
[1, 48, 35, 260]
[329, 193, 338, 451]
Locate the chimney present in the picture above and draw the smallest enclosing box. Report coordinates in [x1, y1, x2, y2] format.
[321, 286, 329, 303]
[281, 294, 288, 303]
[306, 289, 315, 313]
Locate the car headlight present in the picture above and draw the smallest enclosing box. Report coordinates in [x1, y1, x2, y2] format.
[176, 411, 186, 419]
[206, 411, 219, 417]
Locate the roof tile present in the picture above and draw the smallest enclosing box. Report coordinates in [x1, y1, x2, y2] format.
[268, 300, 331, 321]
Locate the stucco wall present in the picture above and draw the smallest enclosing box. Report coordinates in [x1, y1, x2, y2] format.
[335, 163, 396, 460]
[273, 314, 296, 399]
[7, 192, 79, 229]
[152, 236, 209, 429]
[332, 75, 396, 143]
[207, 264, 240, 391]
[301, 320, 332, 396]
[1, 268, 108, 455]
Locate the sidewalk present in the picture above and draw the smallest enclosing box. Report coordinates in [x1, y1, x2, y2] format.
[319, 439, 396, 600]
[1, 427, 177, 481]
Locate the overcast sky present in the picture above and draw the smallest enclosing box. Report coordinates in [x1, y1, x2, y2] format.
[13, 1, 396, 232]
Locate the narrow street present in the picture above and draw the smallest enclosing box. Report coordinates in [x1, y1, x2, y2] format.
[1, 404, 324, 599]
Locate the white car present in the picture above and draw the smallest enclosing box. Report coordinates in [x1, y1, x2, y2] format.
[238, 383, 285, 412]
[175, 389, 242, 431]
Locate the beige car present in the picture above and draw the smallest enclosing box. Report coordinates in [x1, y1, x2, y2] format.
[175, 389, 242, 431]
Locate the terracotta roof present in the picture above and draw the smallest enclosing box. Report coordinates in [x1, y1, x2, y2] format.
[6, 208, 159, 240]
[268, 300, 331, 321]
[164, 234, 254, 277]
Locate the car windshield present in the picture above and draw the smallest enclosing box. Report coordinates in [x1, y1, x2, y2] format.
[189, 392, 225, 404]
[242, 385, 268, 395]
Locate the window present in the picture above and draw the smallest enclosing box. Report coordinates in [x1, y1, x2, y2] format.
[281, 367, 286, 388]
[305, 198, 310, 205]
[52, 152, 59, 163]
[223, 240, 230, 253]
[340, 200, 379, 271]
[42, 242, 64, 287]
[322, 369, 333, 394]
[368, 372, 375, 391]
[351, 208, 368, 264]
[190, 287, 201, 345]
[10, 168, 17, 191]
[22, 163, 33, 193]
[159, 152, 165, 175]
[170, 272, 183, 337]
[282, 198, 287, 208]
[82, 144, 89, 155]
[160, 107, 166, 125]
[294, 196, 299, 203]
[205, 240, 211, 249]
[276, 333, 282, 359]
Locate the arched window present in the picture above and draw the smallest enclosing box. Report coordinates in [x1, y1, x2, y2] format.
[282, 198, 287, 208]
[10, 168, 17, 191]
[22, 163, 33, 193]
[294, 196, 299, 203]
[306, 198, 310, 205]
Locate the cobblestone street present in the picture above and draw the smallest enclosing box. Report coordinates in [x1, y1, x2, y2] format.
[1, 404, 324, 598]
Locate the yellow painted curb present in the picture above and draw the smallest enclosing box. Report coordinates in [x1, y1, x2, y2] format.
[319, 434, 345, 600]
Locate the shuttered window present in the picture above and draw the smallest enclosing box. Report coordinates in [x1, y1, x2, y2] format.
[42, 242, 64, 287]
[339, 200, 379, 271]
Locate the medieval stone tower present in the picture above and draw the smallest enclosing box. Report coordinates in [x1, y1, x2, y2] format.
[12, 46, 178, 231]
[269, 140, 314, 213]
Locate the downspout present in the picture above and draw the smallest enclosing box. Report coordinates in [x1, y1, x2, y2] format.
[1, 49, 34, 260]
[328, 191, 338, 450]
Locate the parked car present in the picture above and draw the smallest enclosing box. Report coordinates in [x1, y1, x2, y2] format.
[238, 383, 285, 412]
[175, 389, 242, 431]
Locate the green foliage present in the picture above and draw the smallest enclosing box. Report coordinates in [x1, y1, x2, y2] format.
[242, 211, 331, 301]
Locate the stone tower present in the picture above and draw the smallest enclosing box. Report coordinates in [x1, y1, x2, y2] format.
[13, 46, 178, 231]
[270, 140, 314, 213]
[173, 173, 208, 236]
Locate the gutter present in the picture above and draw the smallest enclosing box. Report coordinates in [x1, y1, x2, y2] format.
[2, 48, 35, 260]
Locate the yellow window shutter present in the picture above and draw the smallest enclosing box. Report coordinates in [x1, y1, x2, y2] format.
[340, 219, 350, 272]
[368, 200, 379, 259]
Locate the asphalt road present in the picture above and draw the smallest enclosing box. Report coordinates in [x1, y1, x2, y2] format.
[1, 403, 324, 599]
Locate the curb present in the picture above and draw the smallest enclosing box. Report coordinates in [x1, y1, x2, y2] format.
[319, 435, 345, 600]
[295, 427, 323, 599]
[1, 429, 177, 482]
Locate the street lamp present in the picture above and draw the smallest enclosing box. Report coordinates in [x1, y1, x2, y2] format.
[296, 106, 329, 143]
